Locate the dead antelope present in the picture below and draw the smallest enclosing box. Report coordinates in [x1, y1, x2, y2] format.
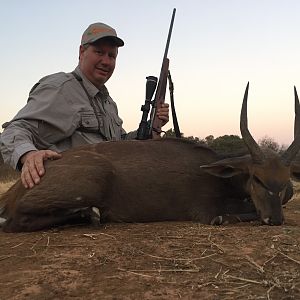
[0, 83, 300, 232]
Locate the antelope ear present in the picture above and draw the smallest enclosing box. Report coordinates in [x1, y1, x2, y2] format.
[200, 155, 251, 178]
[290, 161, 300, 181]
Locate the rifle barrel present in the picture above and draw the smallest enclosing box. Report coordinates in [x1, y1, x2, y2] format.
[163, 8, 176, 59]
[148, 8, 176, 138]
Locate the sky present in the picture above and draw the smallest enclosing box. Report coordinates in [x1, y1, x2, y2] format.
[1, 0, 300, 146]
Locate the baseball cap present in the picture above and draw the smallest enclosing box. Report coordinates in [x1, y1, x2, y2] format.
[81, 22, 124, 47]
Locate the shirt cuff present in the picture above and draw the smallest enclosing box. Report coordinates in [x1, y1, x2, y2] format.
[12, 143, 38, 170]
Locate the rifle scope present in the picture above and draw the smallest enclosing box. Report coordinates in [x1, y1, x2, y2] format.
[136, 76, 158, 140]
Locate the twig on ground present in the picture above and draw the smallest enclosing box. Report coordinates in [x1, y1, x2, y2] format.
[118, 268, 162, 279]
[266, 285, 275, 300]
[245, 255, 265, 273]
[0, 255, 16, 261]
[11, 242, 24, 249]
[197, 282, 214, 288]
[83, 233, 97, 240]
[157, 235, 184, 239]
[233, 283, 251, 290]
[98, 232, 117, 240]
[214, 266, 222, 279]
[263, 254, 278, 266]
[200, 248, 208, 257]
[207, 232, 225, 253]
[30, 234, 45, 253]
[277, 250, 300, 265]
[223, 273, 263, 285]
[141, 252, 217, 262]
[82, 232, 117, 240]
[120, 268, 200, 273]
[210, 259, 231, 268]
[38, 244, 87, 247]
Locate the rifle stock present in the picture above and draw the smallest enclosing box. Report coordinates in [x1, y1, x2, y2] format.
[136, 8, 176, 140]
[148, 57, 169, 139]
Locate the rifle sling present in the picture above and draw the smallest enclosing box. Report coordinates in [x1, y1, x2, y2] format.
[167, 70, 181, 138]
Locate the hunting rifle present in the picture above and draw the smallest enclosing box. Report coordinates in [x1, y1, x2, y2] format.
[136, 8, 180, 140]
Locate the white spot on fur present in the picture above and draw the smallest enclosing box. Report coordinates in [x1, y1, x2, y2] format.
[0, 217, 7, 226]
[75, 196, 83, 201]
[92, 207, 100, 217]
[263, 217, 270, 224]
[74, 155, 81, 158]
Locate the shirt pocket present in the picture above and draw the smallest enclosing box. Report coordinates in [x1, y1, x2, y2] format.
[109, 114, 124, 140]
[79, 113, 102, 132]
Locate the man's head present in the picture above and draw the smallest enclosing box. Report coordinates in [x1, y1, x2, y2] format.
[79, 23, 124, 89]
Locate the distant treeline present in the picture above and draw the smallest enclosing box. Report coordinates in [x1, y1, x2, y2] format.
[164, 129, 287, 155]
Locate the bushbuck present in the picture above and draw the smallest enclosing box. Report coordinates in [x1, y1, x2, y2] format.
[0, 83, 300, 232]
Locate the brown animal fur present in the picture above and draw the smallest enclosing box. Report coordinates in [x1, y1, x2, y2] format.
[1, 138, 259, 232]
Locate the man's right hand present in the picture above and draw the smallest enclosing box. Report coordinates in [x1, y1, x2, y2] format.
[20, 150, 62, 189]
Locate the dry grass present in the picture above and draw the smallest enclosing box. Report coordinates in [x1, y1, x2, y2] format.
[293, 180, 300, 192]
[0, 180, 16, 195]
[0, 164, 19, 183]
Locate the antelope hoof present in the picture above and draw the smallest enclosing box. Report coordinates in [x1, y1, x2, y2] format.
[210, 216, 223, 225]
[90, 207, 101, 227]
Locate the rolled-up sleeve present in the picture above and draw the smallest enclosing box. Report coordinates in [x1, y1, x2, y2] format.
[0, 74, 79, 169]
[0, 120, 39, 169]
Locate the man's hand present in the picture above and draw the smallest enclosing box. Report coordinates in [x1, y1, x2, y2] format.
[157, 103, 169, 127]
[20, 150, 62, 189]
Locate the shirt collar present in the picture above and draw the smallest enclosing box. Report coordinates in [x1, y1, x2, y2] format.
[74, 66, 110, 101]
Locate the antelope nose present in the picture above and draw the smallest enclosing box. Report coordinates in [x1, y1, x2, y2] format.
[269, 217, 283, 226]
[262, 217, 283, 226]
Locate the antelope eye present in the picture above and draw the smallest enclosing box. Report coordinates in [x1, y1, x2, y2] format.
[253, 175, 263, 186]
[253, 175, 268, 190]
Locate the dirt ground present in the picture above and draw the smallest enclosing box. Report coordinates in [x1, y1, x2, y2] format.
[0, 183, 299, 300]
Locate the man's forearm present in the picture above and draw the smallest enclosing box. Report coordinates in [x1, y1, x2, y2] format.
[0, 121, 38, 169]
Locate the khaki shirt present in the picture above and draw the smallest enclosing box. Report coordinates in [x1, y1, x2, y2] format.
[0, 66, 137, 169]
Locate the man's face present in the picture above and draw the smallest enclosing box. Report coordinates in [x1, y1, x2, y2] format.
[79, 39, 118, 88]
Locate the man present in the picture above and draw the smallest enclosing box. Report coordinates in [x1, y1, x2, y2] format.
[0, 22, 169, 189]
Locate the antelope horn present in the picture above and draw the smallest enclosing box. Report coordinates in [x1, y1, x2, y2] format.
[281, 86, 300, 165]
[294, 86, 300, 138]
[240, 82, 264, 163]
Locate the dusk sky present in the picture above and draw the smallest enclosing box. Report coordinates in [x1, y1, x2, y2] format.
[1, 0, 300, 146]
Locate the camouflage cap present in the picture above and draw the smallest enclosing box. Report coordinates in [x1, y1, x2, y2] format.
[81, 22, 124, 47]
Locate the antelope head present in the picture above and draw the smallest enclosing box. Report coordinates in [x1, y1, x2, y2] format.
[201, 83, 300, 225]
[240, 83, 300, 225]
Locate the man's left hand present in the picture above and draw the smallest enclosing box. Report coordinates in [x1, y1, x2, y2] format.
[157, 103, 169, 126]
